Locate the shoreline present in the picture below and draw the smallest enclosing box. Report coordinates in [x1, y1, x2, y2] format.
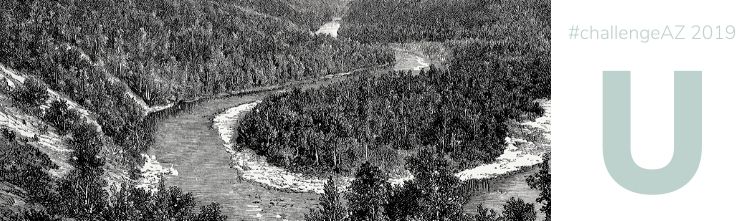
[213, 101, 339, 194]
[212, 99, 550, 193]
[457, 100, 551, 180]
[136, 60, 395, 193]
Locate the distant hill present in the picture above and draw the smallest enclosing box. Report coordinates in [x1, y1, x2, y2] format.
[340, 0, 550, 47]
[224, 0, 350, 31]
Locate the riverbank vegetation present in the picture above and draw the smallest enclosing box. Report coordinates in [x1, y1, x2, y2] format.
[0, 0, 394, 177]
[236, 0, 550, 176]
[526, 153, 551, 220]
[236, 0, 550, 219]
[237, 59, 547, 175]
[1, 0, 393, 219]
[1, 0, 394, 105]
[2, 0, 550, 219]
[1, 123, 227, 220]
[304, 150, 549, 221]
[1, 0, 394, 176]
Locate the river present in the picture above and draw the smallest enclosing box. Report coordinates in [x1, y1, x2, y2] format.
[148, 18, 547, 220]
[147, 19, 431, 221]
[314, 17, 341, 38]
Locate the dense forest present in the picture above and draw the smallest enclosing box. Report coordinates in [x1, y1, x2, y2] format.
[0, 0, 393, 219]
[234, 0, 551, 219]
[236, 40, 549, 175]
[1, 0, 394, 105]
[236, 66, 546, 175]
[0, 0, 393, 172]
[304, 149, 551, 221]
[1, 123, 227, 220]
[339, 0, 550, 45]
[1, 0, 551, 219]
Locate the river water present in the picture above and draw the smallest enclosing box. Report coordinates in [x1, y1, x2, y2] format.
[149, 18, 546, 221]
[314, 17, 341, 38]
[151, 93, 315, 221]
[148, 19, 431, 220]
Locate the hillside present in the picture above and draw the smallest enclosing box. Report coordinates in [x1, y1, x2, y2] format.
[232, 0, 551, 220]
[0, 0, 393, 219]
[0, 0, 393, 170]
[1, 0, 550, 220]
[237, 0, 550, 178]
[223, 0, 350, 31]
[340, 0, 550, 47]
[1, 64, 133, 218]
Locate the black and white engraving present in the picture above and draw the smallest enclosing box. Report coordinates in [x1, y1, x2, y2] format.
[1, 0, 550, 220]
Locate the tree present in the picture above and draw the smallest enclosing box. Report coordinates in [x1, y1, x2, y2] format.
[474, 204, 500, 221]
[347, 162, 388, 221]
[151, 181, 197, 221]
[104, 183, 146, 221]
[56, 123, 109, 220]
[196, 203, 228, 221]
[0, 129, 59, 211]
[405, 148, 466, 221]
[306, 177, 347, 221]
[21, 206, 59, 221]
[44, 99, 79, 135]
[502, 197, 536, 221]
[68, 123, 105, 172]
[15, 76, 49, 106]
[526, 153, 550, 221]
[384, 181, 419, 221]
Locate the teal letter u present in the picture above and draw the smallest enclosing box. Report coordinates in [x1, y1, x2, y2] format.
[603, 71, 702, 194]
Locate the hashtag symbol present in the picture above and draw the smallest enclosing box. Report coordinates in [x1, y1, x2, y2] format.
[569, 25, 579, 39]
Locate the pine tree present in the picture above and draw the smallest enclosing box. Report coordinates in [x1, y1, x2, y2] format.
[347, 162, 388, 221]
[15, 76, 49, 107]
[196, 203, 228, 221]
[526, 153, 550, 221]
[384, 181, 419, 221]
[502, 197, 536, 221]
[474, 204, 500, 221]
[55, 123, 108, 220]
[306, 177, 347, 221]
[406, 148, 466, 220]
[44, 99, 80, 135]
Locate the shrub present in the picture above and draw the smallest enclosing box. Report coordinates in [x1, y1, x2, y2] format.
[405, 148, 466, 220]
[474, 204, 501, 221]
[306, 177, 347, 221]
[15, 77, 49, 107]
[347, 162, 389, 221]
[502, 197, 537, 221]
[43, 99, 80, 135]
[526, 153, 550, 221]
[196, 203, 228, 221]
[0, 129, 59, 208]
[384, 181, 420, 221]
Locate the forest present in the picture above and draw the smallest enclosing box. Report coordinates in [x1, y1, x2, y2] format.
[232, 0, 551, 219]
[338, 0, 550, 45]
[223, 0, 344, 31]
[304, 149, 551, 221]
[0, 0, 393, 175]
[3, 119, 550, 220]
[1, 0, 394, 105]
[236, 40, 549, 176]
[0, 0, 393, 219]
[1, 122, 227, 220]
[1, 0, 551, 220]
